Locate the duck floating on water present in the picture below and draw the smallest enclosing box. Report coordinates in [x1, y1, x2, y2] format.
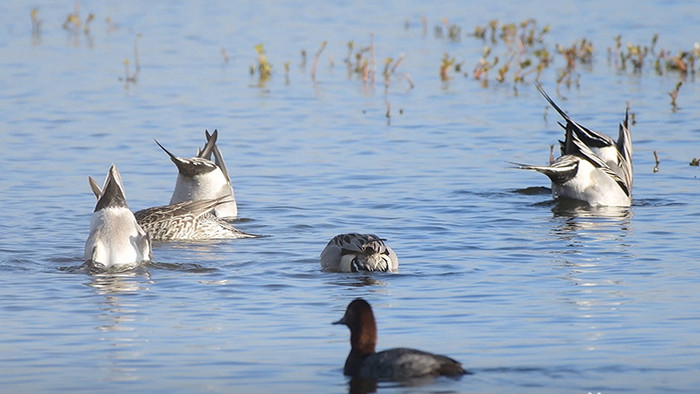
[320, 233, 398, 272]
[88, 179, 255, 241]
[514, 84, 633, 207]
[133, 196, 256, 241]
[85, 164, 152, 268]
[333, 298, 468, 381]
[156, 129, 238, 218]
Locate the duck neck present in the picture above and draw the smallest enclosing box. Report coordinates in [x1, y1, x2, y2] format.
[344, 319, 377, 376]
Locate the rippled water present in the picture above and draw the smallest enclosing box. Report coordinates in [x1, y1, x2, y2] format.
[2, 0, 700, 392]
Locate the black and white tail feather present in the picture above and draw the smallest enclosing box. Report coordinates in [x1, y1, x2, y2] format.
[513, 84, 633, 207]
[537, 84, 633, 192]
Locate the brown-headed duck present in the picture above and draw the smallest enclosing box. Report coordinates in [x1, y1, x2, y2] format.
[333, 298, 468, 380]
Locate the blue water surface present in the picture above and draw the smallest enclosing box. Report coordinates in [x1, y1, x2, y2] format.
[1, 0, 700, 392]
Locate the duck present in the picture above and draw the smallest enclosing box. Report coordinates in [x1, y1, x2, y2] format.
[85, 165, 152, 268]
[320, 233, 398, 272]
[88, 178, 255, 241]
[133, 196, 256, 241]
[514, 84, 633, 207]
[333, 298, 468, 380]
[155, 129, 238, 218]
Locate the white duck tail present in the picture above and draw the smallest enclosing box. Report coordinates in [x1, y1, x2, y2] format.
[85, 165, 152, 268]
[155, 130, 237, 218]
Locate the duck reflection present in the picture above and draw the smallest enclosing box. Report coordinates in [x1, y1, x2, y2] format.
[87, 269, 151, 331]
[547, 199, 633, 351]
[551, 198, 632, 220]
[84, 267, 153, 383]
[88, 271, 150, 295]
[327, 273, 389, 289]
[348, 376, 378, 394]
[347, 375, 451, 394]
[550, 198, 632, 241]
[549, 198, 632, 268]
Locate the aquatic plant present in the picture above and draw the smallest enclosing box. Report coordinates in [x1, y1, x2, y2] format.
[552, 39, 592, 88]
[549, 145, 555, 165]
[105, 16, 117, 32]
[123, 59, 137, 84]
[626, 43, 646, 72]
[30, 8, 41, 37]
[344, 40, 369, 78]
[83, 13, 94, 36]
[666, 51, 695, 78]
[383, 57, 394, 86]
[382, 57, 394, 81]
[404, 73, 415, 89]
[612, 34, 698, 80]
[344, 41, 355, 66]
[669, 81, 682, 112]
[557, 39, 594, 69]
[355, 51, 369, 78]
[311, 41, 327, 82]
[250, 44, 272, 82]
[284, 61, 290, 85]
[473, 46, 498, 83]
[468, 18, 551, 86]
[221, 48, 229, 65]
[61, 4, 97, 46]
[30, 8, 42, 44]
[368, 34, 376, 84]
[343, 35, 394, 87]
[441, 18, 462, 42]
[386, 102, 391, 125]
[472, 24, 487, 40]
[440, 53, 456, 81]
[495, 61, 509, 83]
[653, 151, 660, 173]
[62, 11, 81, 34]
[381, 55, 410, 91]
[470, 19, 499, 43]
[121, 34, 141, 86]
[300, 49, 307, 68]
[390, 55, 401, 76]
